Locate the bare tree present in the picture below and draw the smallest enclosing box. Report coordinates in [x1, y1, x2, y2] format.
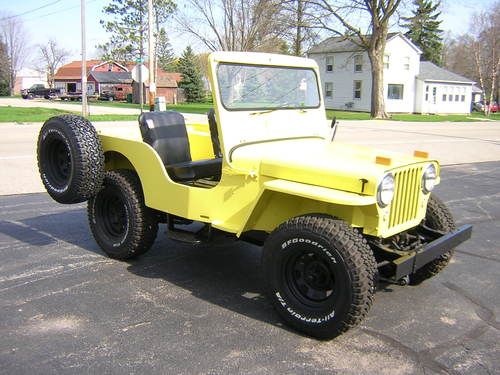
[470, 5, 499, 115]
[282, 0, 320, 56]
[36, 39, 70, 88]
[305, 0, 403, 118]
[0, 14, 29, 95]
[176, 0, 288, 52]
[443, 1, 499, 114]
[442, 33, 475, 79]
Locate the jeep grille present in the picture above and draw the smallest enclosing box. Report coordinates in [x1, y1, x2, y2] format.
[389, 166, 423, 228]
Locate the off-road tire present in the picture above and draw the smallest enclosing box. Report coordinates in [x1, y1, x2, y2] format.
[37, 114, 104, 204]
[410, 195, 457, 285]
[262, 215, 377, 339]
[88, 170, 158, 260]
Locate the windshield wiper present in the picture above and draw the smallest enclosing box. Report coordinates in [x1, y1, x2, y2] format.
[250, 105, 306, 115]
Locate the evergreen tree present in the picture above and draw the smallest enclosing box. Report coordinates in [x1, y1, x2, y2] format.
[178, 46, 205, 103]
[98, 0, 175, 62]
[402, 0, 444, 65]
[156, 28, 177, 72]
[0, 38, 9, 96]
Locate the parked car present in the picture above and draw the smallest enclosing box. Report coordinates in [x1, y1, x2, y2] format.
[488, 101, 498, 113]
[21, 84, 61, 99]
[473, 100, 498, 113]
[98, 90, 116, 101]
[472, 101, 484, 112]
[36, 52, 472, 340]
[98, 86, 130, 101]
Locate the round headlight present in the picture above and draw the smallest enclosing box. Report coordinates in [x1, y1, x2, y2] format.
[422, 164, 437, 194]
[377, 173, 395, 207]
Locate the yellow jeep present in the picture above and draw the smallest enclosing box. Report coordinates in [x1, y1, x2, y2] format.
[36, 52, 471, 339]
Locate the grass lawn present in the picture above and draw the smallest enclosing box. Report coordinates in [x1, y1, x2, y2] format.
[86, 101, 500, 121]
[326, 109, 500, 122]
[0, 106, 138, 123]
[60, 100, 215, 114]
[0, 107, 72, 123]
[2, 104, 499, 123]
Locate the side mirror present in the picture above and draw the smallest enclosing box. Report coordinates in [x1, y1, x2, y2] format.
[330, 116, 338, 142]
[331, 116, 337, 129]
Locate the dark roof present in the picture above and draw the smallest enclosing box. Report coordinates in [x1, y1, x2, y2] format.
[472, 85, 482, 93]
[308, 32, 403, 54]
[90, 71, 132, 84]
[417, 62, 474, 84]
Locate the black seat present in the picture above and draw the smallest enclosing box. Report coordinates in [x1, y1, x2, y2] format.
[139, 111, 222, 182]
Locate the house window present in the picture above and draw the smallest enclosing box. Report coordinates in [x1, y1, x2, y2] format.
[403, 56, 410, 70]
[383, 54, 390, 69]
[442, 94, 446, 101]
[425, 85, 429, 101]
[455, 94, 459, 101]
[388, 84, 404, 100]
[354, 55, 363, 72]
[326, 56, 334, 72]
[325, 82, 333, 98]
[108, 63, 113, 72]
[449, 94, 453, 101]
[461, 95, 465, 102]
[353, 80, 362, 99]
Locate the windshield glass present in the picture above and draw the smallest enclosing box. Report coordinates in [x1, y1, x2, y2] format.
[217, 63, 320, 111]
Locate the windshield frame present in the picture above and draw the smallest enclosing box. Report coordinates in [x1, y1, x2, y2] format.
[216, 62, 322, 112]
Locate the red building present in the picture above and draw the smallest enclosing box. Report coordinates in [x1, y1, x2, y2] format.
[54, 60, 183, 103]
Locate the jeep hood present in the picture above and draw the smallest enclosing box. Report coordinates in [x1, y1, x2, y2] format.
[230, 138, 432, 195]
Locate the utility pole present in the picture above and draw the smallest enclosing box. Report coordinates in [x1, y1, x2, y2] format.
[81, 0, 88, 117]
[148, 0, 156, 111]
[136, 5, 144, 113]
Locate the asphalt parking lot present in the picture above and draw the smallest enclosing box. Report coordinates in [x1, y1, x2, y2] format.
[0, 160, 499, 374]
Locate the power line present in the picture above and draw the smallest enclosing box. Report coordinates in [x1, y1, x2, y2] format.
[0, 0, 64, 21]
[23, 0, 101, 23]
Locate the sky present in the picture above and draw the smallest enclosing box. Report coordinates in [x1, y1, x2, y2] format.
[0, 0, 497, 68]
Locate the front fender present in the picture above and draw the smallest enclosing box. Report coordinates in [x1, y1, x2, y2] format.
[238, 179, 379, 236]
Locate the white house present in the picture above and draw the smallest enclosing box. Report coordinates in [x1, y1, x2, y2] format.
[308, 33, 475, 114]
[13, 68, 47, 94]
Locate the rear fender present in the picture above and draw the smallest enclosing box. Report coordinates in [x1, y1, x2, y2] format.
[104, 151, 135, 171]
[99, 135, 173, 208]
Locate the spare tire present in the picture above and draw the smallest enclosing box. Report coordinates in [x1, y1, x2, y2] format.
[37, 114, 104, 204]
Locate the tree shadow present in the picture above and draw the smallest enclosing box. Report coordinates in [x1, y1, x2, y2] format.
[1, 208, 106, 256]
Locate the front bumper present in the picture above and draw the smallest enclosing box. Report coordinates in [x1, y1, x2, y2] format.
[389, 224, 473, 280]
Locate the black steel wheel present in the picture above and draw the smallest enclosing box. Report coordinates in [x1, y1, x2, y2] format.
[284, 248, 337, 307]
[43, 136, 71, 189]
[263, 215, 377, 339]
[37, 114, 104, 204]
[88, 170, 158, 260]
[410, 195, 457, 285]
